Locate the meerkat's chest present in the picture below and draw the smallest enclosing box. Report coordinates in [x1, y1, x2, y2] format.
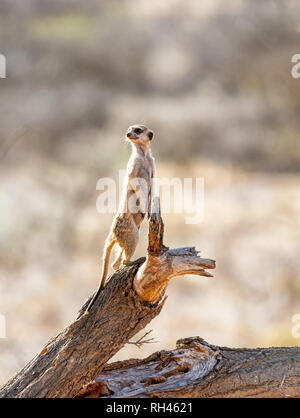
[128, 155, 153, 179]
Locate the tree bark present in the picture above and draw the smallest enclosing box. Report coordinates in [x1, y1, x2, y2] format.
[0, 198, 215, 398]
[76, 337, 300, 398]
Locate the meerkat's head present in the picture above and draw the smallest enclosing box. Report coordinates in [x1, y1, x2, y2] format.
[126, 125, 154, 146]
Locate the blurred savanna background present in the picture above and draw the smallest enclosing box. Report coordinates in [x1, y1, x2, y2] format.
[0, 0, 300, 386]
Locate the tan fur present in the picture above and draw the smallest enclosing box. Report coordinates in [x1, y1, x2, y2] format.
[87, 125, 155, 312]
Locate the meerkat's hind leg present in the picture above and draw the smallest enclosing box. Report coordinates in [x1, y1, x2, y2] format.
[111, 246, 124, 270]
[122, 226, 139, 265]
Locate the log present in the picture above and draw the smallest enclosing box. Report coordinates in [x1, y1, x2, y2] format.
[0, 198, 215, 398]
[76, 337, 300, 398]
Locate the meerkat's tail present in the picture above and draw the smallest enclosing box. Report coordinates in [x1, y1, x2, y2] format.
[86, 238, 116, 313]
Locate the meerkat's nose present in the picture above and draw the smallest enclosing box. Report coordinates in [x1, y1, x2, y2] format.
[148, 131, 153, 140]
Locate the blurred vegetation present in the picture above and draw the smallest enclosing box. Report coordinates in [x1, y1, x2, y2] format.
[0, 0, 299, 385]
[1, 0, 300, 170]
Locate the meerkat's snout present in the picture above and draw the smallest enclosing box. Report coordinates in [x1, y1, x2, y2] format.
[148, 131, 153, 140]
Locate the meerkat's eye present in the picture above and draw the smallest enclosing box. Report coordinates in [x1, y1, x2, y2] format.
[134, 128, 143, 134]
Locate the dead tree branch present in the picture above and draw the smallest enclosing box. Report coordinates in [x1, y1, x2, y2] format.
[127, 330, 157, 348]
[1, 197, 297, 398]
[0, 197, 215, 398]
[77, 337, 300, 398]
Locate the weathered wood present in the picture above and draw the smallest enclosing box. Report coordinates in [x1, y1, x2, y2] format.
[147, 196, 166, 256]
[134, 247, 215, 304]
[0, 259, 165, 398]
[0, 198, 215, 398]
[77, 337, 300, 398]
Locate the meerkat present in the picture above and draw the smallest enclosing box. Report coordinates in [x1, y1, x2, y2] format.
[86, 124, 155, 312]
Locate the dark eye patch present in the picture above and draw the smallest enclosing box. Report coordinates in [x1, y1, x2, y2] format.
[134, 128, 143, 134]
